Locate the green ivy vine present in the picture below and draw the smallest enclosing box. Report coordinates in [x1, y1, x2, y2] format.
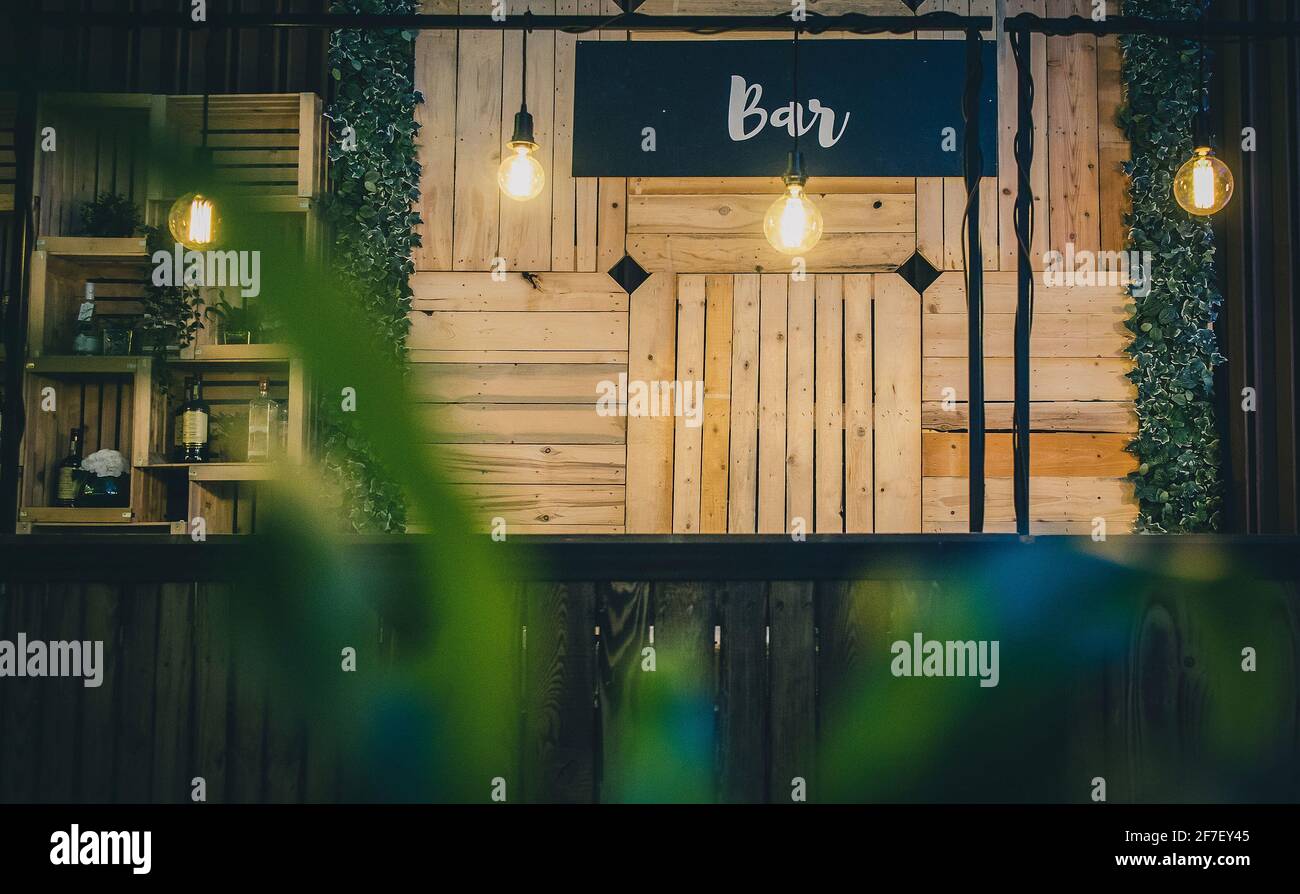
[1118, 0, 1225, 532]
[321, 0, 423, 533]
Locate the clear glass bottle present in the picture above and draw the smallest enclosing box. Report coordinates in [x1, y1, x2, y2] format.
[72, 282, 101, 355]
[247, 377, 279, 462]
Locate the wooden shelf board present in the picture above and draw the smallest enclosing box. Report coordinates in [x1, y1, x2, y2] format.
[16, 520, 186, 535]
[25, 355, 147, 375]
[187, 462, 279, 481]
[35, 236, 150, 260]
[186, 343, 295, 362]
[18, 506, 135, 523]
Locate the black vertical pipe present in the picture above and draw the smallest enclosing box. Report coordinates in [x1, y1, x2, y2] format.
[963, 28, 985, 532]
[0, 4, 39, 534]
[1010, 30, 1034, 535]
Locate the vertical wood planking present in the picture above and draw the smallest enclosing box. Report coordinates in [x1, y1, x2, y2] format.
[229, 638, 267, 803]
[573, 0, 602, 270]
[452, 16, 503, 270]
[1096, 20, 1130, 253]
[595, 14, 628, 272]
[499, 0, 555, 270]
[673, 276, 707, 532]
[728, 274, 761, 532]
[757, 275, 788, 533]
[652, 582, 717, 802]
[844, 275, 874, 532]
[786, 276, 815, 533]
[625, 273, 676, 532]
[768, 581, 815, 803]
[815, 275, 845, 532]
[151, 583, 194, 803]
[1046, 0, 1101, 253]
[79, 583, 120, 803]
[596, 580, 651, 802]
[873, 275, 922, 532]
[716, 582, 768, 803]
[523, 582, 596, 803]
[551, 0, 579, 270]
[1000, 1, 1051, 270]
[413, 9, 458, 270]
[699, 275, 734, 533]
[941, 0, 970, 271]
[115, 584, 159, 802]
[193, 584, 231, 803]
[37, 584, 81, 802]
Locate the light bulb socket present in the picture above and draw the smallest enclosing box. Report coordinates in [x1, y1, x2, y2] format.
[782, 151, 808, 188]
[511, 109, 535, 146]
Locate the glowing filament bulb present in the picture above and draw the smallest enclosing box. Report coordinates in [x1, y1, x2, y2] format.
[498, 141, 545, 202]
[188, 197, 214, 244]
[1173, 147, 1233, 216]
[764, 182, 824, 255]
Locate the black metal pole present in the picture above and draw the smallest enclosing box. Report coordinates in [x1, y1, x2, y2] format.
[0, 10, 38, 535]
[963, 28, 985, 533]
[1010, 30, 1035, 536]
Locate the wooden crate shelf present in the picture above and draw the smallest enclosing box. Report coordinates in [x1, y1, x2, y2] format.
[14, 91, 320, 535]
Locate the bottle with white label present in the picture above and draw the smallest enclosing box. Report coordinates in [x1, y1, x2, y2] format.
[72, 282, 101, 355]
[179, 373, 211, 462]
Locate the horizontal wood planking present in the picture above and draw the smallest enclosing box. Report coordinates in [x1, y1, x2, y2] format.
[411, 272, 627, 311]
[923, 273, 1131, 314]
[457, 484, 625, 526]
[922, 432, 1137, 477]
[411, 349, 628, 364]
[626, 194, 914, 234]
[923, 312, 1130, 357]
[410, 363, 621, 403]
[922, 476, 1137, 527]
[419, 403, 626, 444]
[408, 311, 628, 351]
[923, 357, 1135, 401]
[922, 400, 1137, 432]
[628, 232, 915, 273]
[434, 444, 626, 484]
[627, 176, 915, 196]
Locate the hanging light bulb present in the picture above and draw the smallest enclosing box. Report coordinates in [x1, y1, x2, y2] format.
[168, 192, 221, 249]
[1173, 35, 1233, 216]
[764, 28, 821, 255]
[1173, 146, 1233, 216]
[764, 152, 823, 255]
[168, 93, 221, 249]
[498, 112, 545, 202]
[498, 20, 544, 202]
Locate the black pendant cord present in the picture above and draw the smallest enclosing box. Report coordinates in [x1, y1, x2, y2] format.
[792, 27, 799, 160]
[1010, 29, 1035, 536]
[961, 27, 985, 534]
[522, 12, 530, 117]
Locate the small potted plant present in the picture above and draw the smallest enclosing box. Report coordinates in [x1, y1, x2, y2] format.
[205, 292, 263, 345]
[79, 192, 142, 238]
[138, 227, 204, 355]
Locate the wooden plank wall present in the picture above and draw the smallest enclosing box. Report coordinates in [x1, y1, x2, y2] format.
[4, 568, 1298, 803]
[412, 0, 1138, 534]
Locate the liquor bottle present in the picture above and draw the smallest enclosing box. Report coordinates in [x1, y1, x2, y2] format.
[172, 377, 194, 462]
[246, 377, 279, 462]
[179, 374, 211, 462]
[54, 427, 84, 507]
[72, 282, 101, 355]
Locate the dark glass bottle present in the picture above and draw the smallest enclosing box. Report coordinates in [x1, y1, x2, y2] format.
[179, 374, 211, 462]
[54, 427, 84, 507]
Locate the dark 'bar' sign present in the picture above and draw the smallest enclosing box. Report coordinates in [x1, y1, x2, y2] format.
[573, 40, 998, 178]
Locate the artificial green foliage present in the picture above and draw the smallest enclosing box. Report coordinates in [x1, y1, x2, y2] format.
[321, 0, 423, 533]
[1118, 0, 1225, 532]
